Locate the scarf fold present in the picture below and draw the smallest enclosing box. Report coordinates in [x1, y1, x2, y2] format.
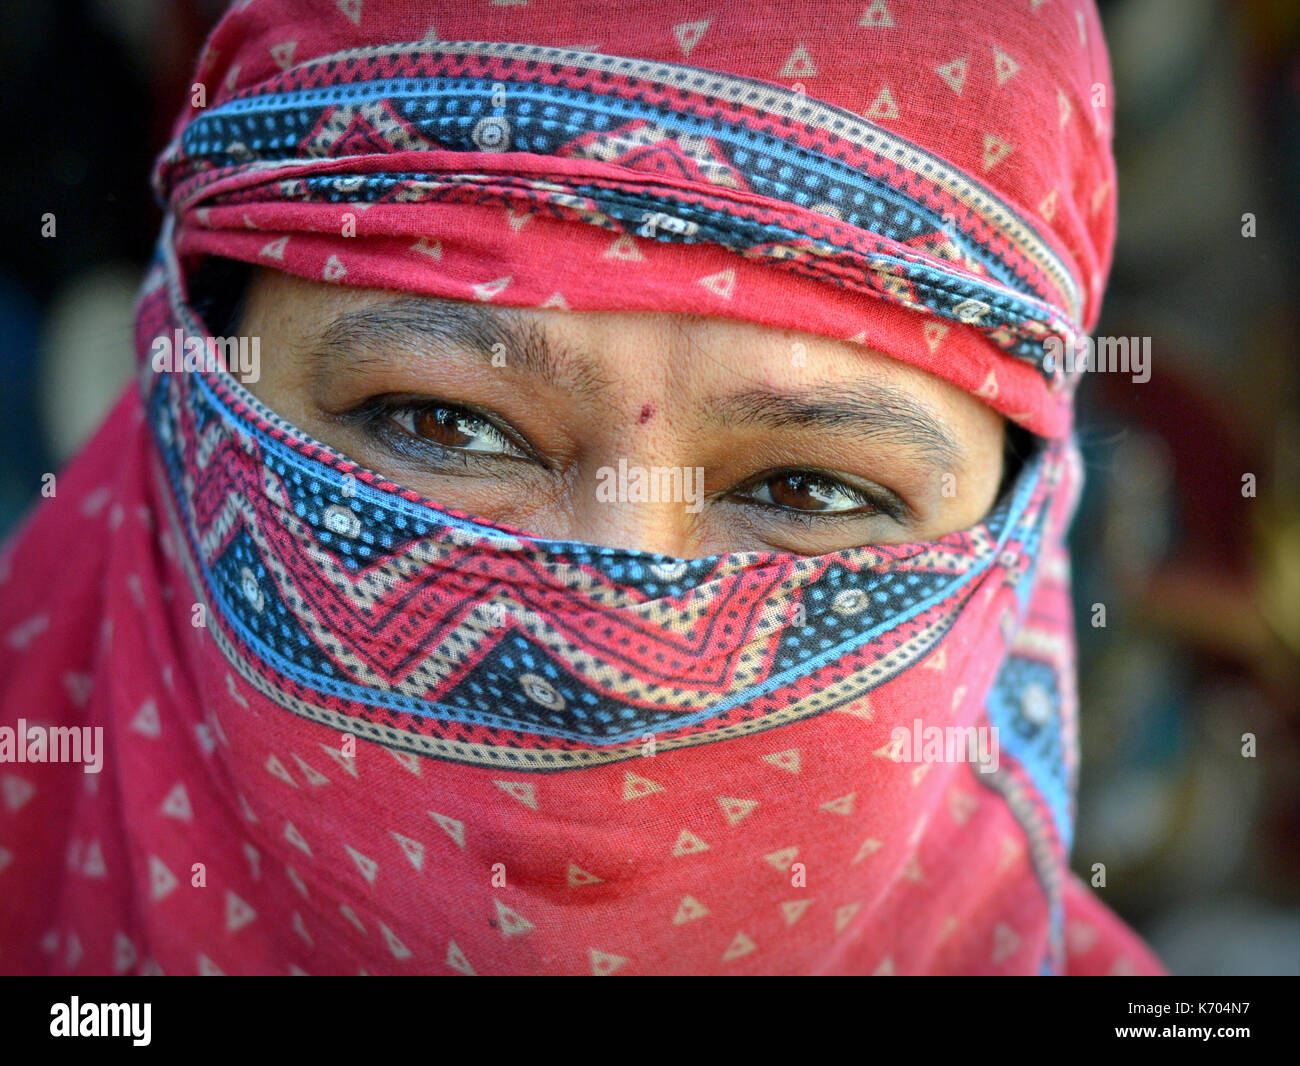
[0, 0, 1166, 976]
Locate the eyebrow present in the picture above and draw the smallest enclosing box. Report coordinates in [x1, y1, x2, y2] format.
[709, 385, 965, 472]
[304, 297, 613, 400]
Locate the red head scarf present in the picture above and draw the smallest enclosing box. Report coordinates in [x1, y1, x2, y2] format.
[0, 0, 1164, 976]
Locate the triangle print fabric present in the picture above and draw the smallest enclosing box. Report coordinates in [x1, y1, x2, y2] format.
[0, 0, 1165, 976]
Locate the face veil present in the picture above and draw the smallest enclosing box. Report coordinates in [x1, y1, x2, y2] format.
[0, 0, 1166, 976]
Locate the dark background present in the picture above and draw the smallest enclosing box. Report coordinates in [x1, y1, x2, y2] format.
[1, 0, 1296, 975]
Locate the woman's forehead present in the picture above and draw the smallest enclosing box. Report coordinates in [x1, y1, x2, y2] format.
[240, 264, 1004, 453]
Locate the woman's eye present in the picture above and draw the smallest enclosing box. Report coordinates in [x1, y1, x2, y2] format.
[738, 472, 885, 515]
[389, 404, 526, 456]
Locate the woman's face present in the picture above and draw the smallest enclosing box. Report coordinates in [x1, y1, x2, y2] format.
[237, 266, 1007, 558]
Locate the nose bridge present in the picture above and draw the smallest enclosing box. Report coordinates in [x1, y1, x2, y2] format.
[559, 312, 710, 557]
[571, 455, 706, 557]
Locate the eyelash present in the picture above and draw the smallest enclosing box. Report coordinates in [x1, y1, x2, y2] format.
[729, 470, 908, 524]
[338, 396, 908, 523]
[337, 395, 544, 469]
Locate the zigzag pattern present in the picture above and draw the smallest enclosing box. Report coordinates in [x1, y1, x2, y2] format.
[145, 349, 1058, 767]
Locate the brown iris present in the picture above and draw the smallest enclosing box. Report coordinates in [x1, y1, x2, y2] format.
[411, 406, 480, 448]
[765, 473, 848, 511]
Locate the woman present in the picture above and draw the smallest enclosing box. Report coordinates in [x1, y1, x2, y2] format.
[0, 0, 1165, 975]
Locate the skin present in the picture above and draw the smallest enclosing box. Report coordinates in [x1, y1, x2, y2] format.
[235, 266, 1006, 558]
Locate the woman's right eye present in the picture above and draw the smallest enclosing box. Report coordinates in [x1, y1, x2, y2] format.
[387, 403, 526, 457]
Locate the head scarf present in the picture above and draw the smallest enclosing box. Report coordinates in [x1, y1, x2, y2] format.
[0, 0, 1165, 975]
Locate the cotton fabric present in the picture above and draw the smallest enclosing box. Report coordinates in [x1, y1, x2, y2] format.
[0, 0, 1164, 976]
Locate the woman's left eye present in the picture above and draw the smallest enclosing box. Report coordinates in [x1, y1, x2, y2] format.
[735, 472, 895, 517]
[388, 404, 527, 457]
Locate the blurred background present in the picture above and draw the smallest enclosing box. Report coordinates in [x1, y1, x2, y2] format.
[0, 0, 1296, 975]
